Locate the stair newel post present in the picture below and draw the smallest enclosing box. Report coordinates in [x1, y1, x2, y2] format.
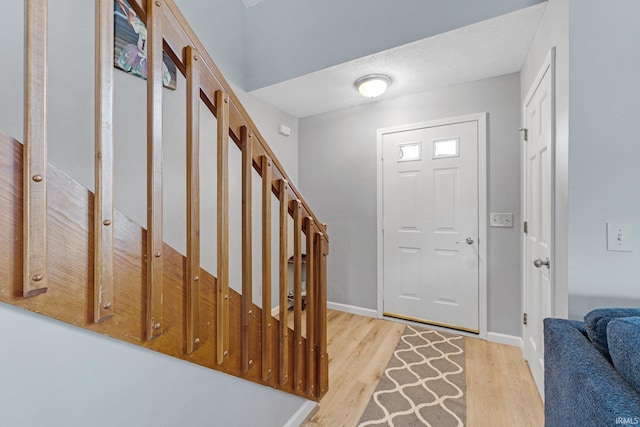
[305, 218, 316, 395]
[23, 0, 48, 298]
[145, 0, 165, 341]
[278, 179, 290, 386]
[94, 0, 115, 323]
[293, 200, 304, 391]
[241, 126, 253, 373]
[261, 155, 274, 381]
[185, 45, 201, 354]
[216, 89, 230, 365]
[316, 225, 329, 398]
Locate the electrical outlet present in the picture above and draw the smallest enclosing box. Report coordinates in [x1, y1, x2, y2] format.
[490, 213, 513, 228]
[607, 223, 633, 252]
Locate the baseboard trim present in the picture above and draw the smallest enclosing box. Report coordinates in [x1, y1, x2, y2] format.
[282, 400, 317, 427]
[271, 305, 280, 317]
[487, 332, 523, 349]
[327, 301, 377, 318]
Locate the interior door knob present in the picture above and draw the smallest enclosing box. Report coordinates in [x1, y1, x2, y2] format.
[456, 237, 474, 245]
[533, 257, 550, 269]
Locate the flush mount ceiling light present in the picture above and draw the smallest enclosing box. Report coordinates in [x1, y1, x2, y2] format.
[355, 74, 391, 98]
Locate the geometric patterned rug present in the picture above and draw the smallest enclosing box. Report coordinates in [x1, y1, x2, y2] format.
[357, 325, 466, 427]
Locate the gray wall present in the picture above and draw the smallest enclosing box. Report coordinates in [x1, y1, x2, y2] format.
[0, 303, 306, 427]
[245, 0, 546, 90]
[566, 0, 640, 318]
[299, 73, 523, 337]
[175, 0, 246, 87]
[520, 0, 570, 318]
[0, 0, 307, 424]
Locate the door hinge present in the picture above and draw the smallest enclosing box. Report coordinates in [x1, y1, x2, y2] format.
[519, 128, 528, 142]
[523, 313, 528, 325]
[524, 221, 528, 234]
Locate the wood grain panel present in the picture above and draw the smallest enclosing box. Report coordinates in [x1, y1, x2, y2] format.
[216, 90, 230, 365]
[317, 236, 329, 398]
[278, 179, 290, 386]
[241, 126, 253, 373]
[145, 0, 164, 341]
[261, 156, 273, 382]
[0, 130, 316, 400]
[23, 0, 48, 298]
[94, 0, 115, 323]
[185, 45, 201, 354]
[305, 220, 316, 395]
[293, 200, 304, 391]
[11, 0, 330, 401]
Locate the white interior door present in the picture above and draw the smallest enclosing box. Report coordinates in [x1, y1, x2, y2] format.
[382, 119, 479, 332]
[523, 51, 555, 398]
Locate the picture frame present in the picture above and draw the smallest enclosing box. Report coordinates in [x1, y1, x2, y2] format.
[114, 0, 177, 90]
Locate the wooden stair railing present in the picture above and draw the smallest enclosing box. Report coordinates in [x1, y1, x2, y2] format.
[1, 0, 329, 401]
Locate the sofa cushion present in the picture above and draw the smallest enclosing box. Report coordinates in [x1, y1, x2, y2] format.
[584, 308, 640, 360]
[607, 317, 640, 394]
[544, 318, 640, 427]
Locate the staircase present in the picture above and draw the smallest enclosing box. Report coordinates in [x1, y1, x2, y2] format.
[0, 0, 329, 401]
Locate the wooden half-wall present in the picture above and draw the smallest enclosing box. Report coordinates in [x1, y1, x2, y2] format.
[0, 129, 316, 400]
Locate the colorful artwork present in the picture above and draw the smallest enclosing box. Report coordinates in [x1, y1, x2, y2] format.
[114, 0, 177, 89]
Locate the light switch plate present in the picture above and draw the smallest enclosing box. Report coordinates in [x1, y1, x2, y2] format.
[278, 124, 291, 137]
[607, 223, 633, 252]
[490, 213, 513, 228]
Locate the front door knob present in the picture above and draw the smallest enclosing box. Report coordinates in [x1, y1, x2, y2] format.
[456, 237, 474, 245]
[533, 257, 550, 269]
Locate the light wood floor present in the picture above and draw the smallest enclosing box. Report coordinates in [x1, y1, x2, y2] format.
[302, 310, 543, 427]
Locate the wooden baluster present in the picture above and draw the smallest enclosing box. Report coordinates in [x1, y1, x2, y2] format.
[293, 200, 304, 391]
[145, 0, 164, 341]
[185, 46, 201, 354]
[241, 126, 253, 372]
[216, 90, 230, 365]
[305, 218, 316, 395]
[261, 156, 273, 381]
[94, 0, 115, 323]
[23, 0, 48, 298]
[278, 179, 290, 385]
[316, 233, 329, 398]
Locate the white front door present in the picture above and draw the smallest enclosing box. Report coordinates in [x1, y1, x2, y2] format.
[382, 118, 480, 332]
[523, 50, 555, 398]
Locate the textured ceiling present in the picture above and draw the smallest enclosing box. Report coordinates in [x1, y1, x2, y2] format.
[249, 3, 546, 118]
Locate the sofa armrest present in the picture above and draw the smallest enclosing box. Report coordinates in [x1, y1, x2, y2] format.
[544, 318, 640, 427]
[585, 308, 640, 359]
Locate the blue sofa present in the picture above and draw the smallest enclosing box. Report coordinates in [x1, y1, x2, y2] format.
[544, 309, 640, 427]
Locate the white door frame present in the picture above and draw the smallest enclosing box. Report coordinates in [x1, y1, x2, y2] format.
[521, 48, 557, 359]
[376, 113, 488, 340]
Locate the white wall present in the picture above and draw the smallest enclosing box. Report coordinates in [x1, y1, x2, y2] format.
[566, 0, 640, 318]
[0, 0, 308, 424]
[520, 0, 569, 318]
[299, 73, 523, 337]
